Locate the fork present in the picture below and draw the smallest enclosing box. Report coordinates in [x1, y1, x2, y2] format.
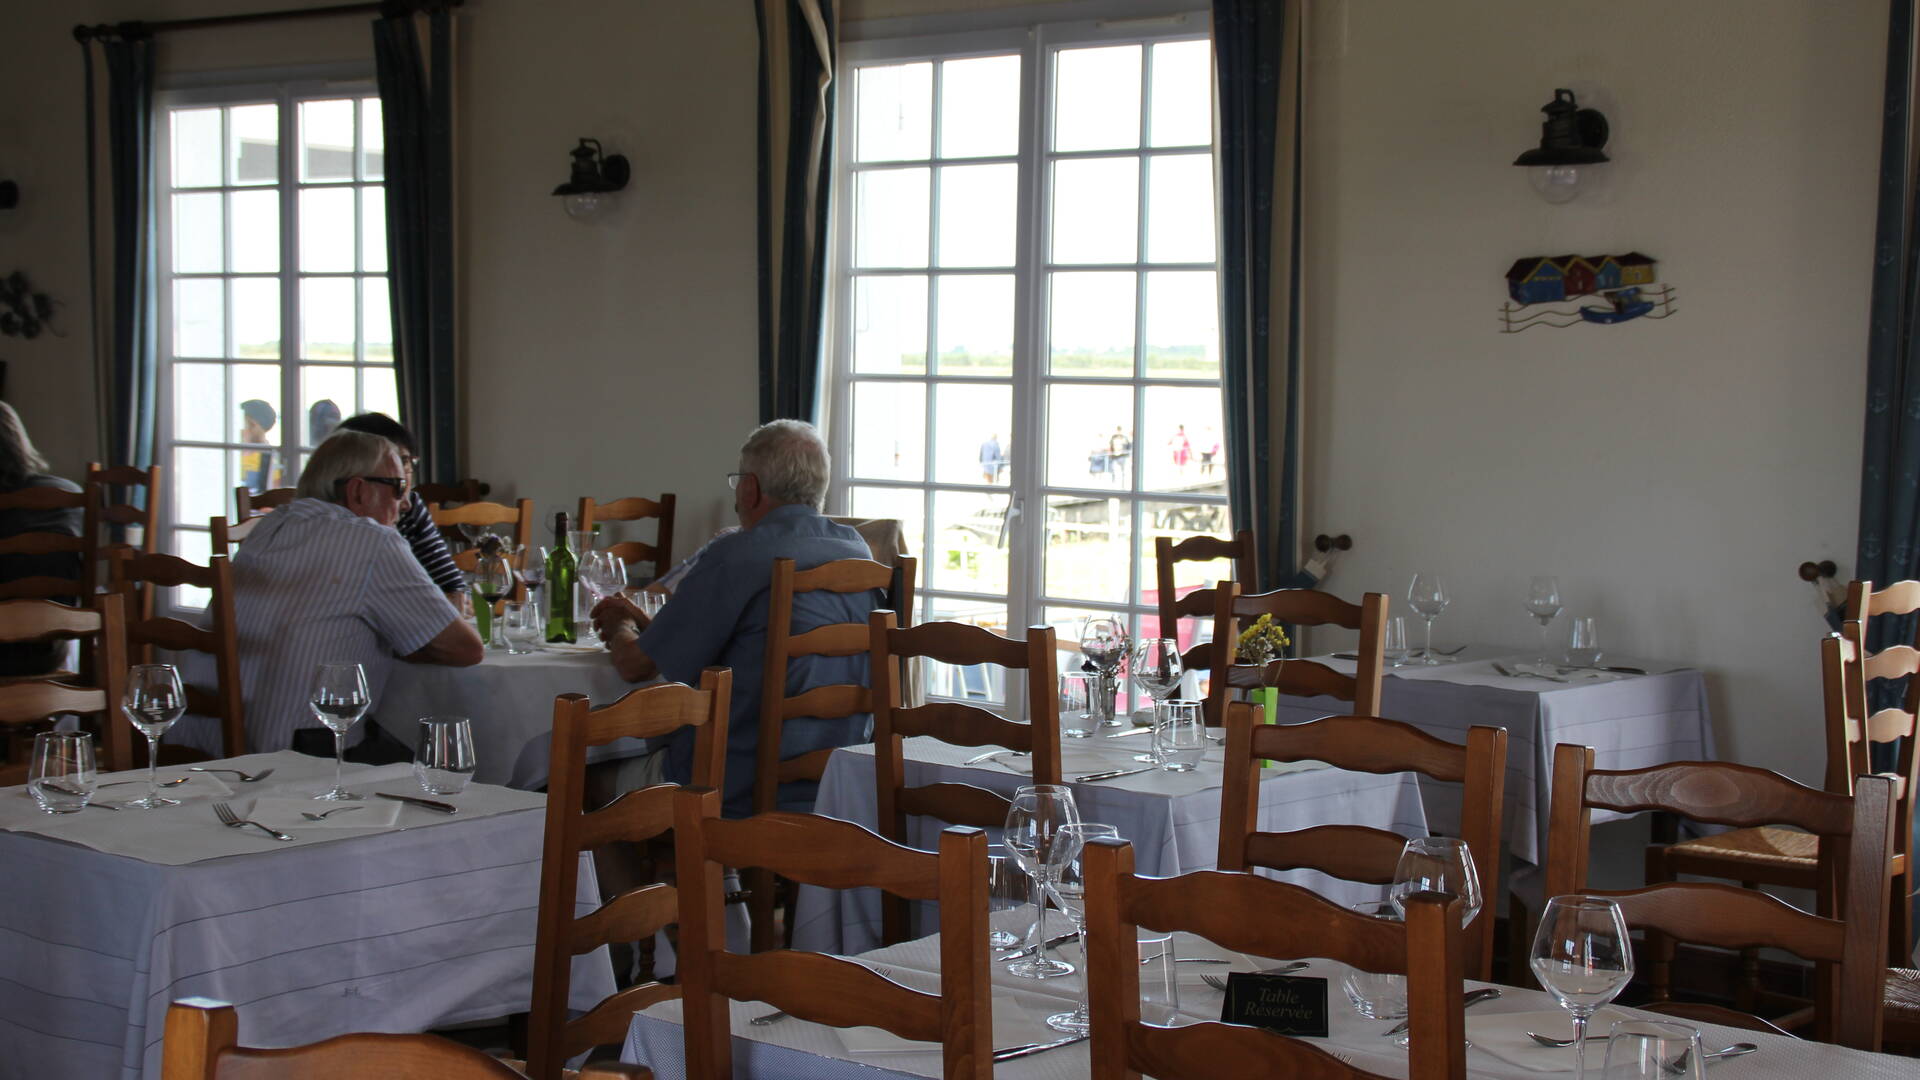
[1200, 961, 1310, 990]
[212, 801, 295, 841]
[191, 766, 276, 783]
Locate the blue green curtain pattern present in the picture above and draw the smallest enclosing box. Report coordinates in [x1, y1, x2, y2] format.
[755, 0, 837, 423]
[373, 5, 459, 484]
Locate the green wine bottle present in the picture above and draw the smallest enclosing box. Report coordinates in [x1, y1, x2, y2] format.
[544, 511, 578, 643]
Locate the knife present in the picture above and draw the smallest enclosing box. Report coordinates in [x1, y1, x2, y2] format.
[1103, 726, 1154, 738]
[1073, 765, 1156, 783]
[996, 931, 1078, 961]
[993, 1034, 1088, 1062]
[376, 791, 459, 814]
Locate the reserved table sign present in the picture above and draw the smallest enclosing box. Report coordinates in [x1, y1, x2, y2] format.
[1221, 972, 1329, 1037]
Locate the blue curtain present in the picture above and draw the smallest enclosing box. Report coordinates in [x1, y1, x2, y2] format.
[373, 6, 459, 484]
[80, 30, 157, 473]
[1213, 1, 1299, 591]
[755, 0, 837, 423]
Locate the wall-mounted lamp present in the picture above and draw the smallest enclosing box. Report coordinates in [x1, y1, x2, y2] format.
[551, 138, 629, 221]
[0, 180, 17, 211]
[1513, 88, 1609, 204]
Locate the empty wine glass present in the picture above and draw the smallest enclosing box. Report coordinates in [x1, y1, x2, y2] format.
[1003, 783, 1082, 979]
[1407, 574, 1450, 664]
[1045, 822, 1121, 1034]
[1132, 638, 1183, 721]
[1569, 616, 1603, 667]
[123, 664, 186, 809]
[1389, 837, 1482, 928]
[309, 662, 371, 801]
[1526, 576, 1563, 666]
[1080, 616, 1130, 728]
[1531, 895, 1634, 1080]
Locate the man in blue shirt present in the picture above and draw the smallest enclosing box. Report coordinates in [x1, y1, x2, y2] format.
[590, 419, 880, 818]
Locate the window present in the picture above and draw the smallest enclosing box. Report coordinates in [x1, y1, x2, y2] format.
[156, 81, 397, 602]
[828, 15, 1228, 709]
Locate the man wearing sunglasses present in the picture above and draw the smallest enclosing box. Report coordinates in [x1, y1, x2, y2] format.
[169, 430, 482, 762]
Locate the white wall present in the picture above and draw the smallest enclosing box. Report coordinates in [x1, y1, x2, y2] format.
[1299, 0, 1885, 781]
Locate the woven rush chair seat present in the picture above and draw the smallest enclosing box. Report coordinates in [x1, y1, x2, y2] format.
[1661, 825, 1821, 876]
[1889, 967, 1920, 1046]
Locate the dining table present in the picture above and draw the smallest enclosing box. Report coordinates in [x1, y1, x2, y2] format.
[0, 750, 617, 1080]
[788, 728, 1431, 955]
[622, 916, 1913, 1078]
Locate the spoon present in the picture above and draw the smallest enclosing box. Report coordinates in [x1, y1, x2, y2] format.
[190, 766, 276, 783]
[301, 806, 366, 821]
[1671, 1043, 1759, 1070]
[1526, 1031, 1759, 1064]
[99, 776, 191, 788]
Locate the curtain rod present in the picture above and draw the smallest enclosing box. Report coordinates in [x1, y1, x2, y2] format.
[74, 0, 462, 43]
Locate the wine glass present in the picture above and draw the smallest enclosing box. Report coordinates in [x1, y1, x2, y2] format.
[1525, 576, 1564, 666]
[1406, 574, 1450, 664]
[1531, 895, 1634, 1080]
[1131, 638, 1183, 761]
[122, 664, 186, 809]
[474, 555, 516, 649]
[1003, 783, 1082, 979]
[1080, 616, 1130, 728]
[309, 662, 371, 801]
[1045, 822, 1121, 1034]
[1389, 837, 1482, 929]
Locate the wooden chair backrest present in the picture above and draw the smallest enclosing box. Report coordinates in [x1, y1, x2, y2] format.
[414, 478, 486, 506]
[1218, 704, 1507, 980]
[1085, 839, 1466, 1080]
[431, 498, 534, 572]
[0, 482, 94, 601]
[1545, 743, 1895, 1050]
[1153, 529, 1255, 668]
[108, 550, 246, 758]
[233, 485, 295, 522]
[208, 515, 265, 560]
[525, 670, 731, 1080]
[578, 494, 677, 580]
[0, 595, 131, 774]
[86, 462, 160, 556]
[674, 787, 991, 1079]
[1829, 606, 1919, 854]
[1205, 582, 1388, 722]
[161, 998, 530, 1079]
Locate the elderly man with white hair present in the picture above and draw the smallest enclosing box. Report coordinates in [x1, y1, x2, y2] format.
[591, 419, 881, 818]
[172, 429, 483, 760]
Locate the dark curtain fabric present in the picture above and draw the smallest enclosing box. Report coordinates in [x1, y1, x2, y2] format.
[80, 32, 157, 474]
[755, 0, 837, 423]
[373, 7, 459, 485]
[1213, 1, 1300, 591]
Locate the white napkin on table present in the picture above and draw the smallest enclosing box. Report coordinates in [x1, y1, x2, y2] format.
[245, 797, 402, 830]
[1467, 1006, 1637, 1071]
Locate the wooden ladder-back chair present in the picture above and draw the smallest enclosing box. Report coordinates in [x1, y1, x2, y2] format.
[430, 498, 534, 572]
[1153, 529, 1255, 670]
[0, 595, 131, 781]
[1843, 581, 1920, 965]
[1205, 581, 1389, 724]
[524, 670, 731, 1080]
[414, 478, 487, 506]
[160, 999, 649, 1080]
[1548, 743, 1896, 1049]
[86, 461, 160, 558]
[0, 482, 95, 602]
[233, 485, 295, 522]
[747, 555, 916, 952]
[108, 550, 246, 760]
[1217, 703, 1507, 980]
[674, 787, 992, 1080]
[869, 611, 1059, 943]
[578, 494, 676, 583]
[1084, 838, 1467, 1080]
[208, 515, 265, 559]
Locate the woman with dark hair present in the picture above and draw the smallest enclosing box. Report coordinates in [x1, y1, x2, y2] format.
[0, 402, 84, 675]
[332, 413, 465, 598]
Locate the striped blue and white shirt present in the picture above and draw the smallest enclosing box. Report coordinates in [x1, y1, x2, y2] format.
[197, 497, 457, 753]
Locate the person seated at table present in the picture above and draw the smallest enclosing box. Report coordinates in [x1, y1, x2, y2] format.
[333, 411, 466, 600]
[169, 430, 482, 761]
[0, 402, 83, 676]
[589, 419, 881, 817]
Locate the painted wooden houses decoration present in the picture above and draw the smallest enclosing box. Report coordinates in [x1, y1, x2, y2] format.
[1500, 251, 1676, 332]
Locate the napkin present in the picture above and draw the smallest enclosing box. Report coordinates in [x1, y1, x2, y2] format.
[1466, 1006, 1637, 1071]
[839, 990, 1040, 1054]
[246, 797, 403, 830]
[540, 641, 604, 655]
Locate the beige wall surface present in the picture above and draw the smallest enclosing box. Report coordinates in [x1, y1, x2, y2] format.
[1298, 0, 1884, 780]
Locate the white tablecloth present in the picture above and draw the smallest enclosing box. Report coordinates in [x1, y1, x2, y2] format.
[790, 735, 1430, 955]
[622, 924, 1913, 1079]
[1267, 648, 1714, 865]
[0, 752, 617, 1080]
[377, 645, 646, 789]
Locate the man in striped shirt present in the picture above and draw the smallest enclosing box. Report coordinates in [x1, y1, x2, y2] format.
[335, 412, 465, 598]
[175, 430, 483, 757]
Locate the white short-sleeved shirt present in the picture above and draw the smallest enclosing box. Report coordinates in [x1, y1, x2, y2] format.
[201, 497, 457, 753]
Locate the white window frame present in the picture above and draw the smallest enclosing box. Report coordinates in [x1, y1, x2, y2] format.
[825, 10, 1223, 711]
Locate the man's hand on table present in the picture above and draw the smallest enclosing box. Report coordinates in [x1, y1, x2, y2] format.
[590, 595, 658, 682]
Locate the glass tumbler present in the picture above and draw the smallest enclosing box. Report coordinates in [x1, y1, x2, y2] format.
[502, 601, 541, 654]
[414, 716, 477, 795]
[28, 730, 97, 814]
[1600, 1020, 1705, 1080]
[1059, 671, 1098, 738]
[1154, 700, 1207, 771]
[986, 842, 1031, 949]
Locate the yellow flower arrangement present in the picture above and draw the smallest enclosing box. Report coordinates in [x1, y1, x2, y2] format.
[1235, 613, 1291, 665]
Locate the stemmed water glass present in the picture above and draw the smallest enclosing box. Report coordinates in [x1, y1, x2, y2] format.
[1131, 638, 1183, 762]
[122, 664, 186, 809]
[1531, 895, 1634, 1080]
[309, 662, 371, 801]
[576, 553, 623, 644]
[1003, 783, 1082, 979]
[1407, 574, 1450, 664]
[1525, 576, 1564, 666]
[1045, 822, 1121, 1034]
[1080, 616, 1130, 728]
